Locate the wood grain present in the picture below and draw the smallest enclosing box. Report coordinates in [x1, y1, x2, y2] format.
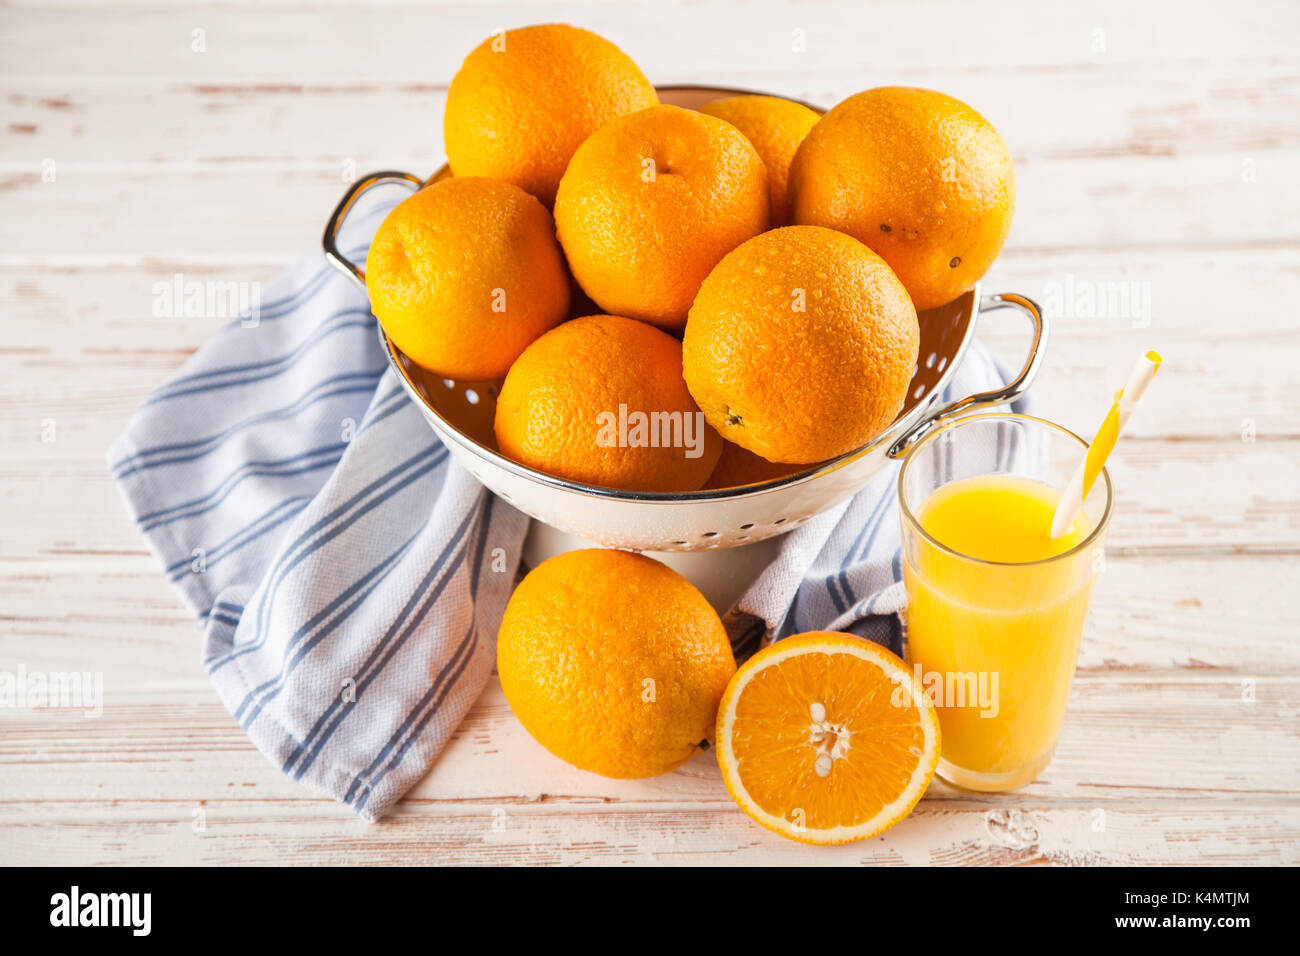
[4, 801, 1296, 866]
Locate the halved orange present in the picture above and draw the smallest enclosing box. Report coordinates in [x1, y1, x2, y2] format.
[716, 631, 940, 845]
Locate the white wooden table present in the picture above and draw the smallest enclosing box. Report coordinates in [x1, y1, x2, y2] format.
[2, 0, 1298, 865]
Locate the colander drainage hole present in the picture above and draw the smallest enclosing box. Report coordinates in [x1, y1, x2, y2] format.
[672, 540, 688, 546]
[773, 518, 787, 525]
[913, 383, 926, 399]
[925, 352, 936, 369]
[464, 389, 480, 405]
[702, 531, 718, 538]
[937, 356, 948, 372]
[442, 379, 455, 389]
[739, 523, 755, 530]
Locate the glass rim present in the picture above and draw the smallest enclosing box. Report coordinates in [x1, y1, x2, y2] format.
[897, 411, 1113, 569]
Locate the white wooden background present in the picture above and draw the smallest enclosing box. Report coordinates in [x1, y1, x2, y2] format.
[2, 0, 1298, 865]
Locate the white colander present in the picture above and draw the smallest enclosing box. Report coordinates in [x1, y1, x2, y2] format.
[323, 85, 1047, 554]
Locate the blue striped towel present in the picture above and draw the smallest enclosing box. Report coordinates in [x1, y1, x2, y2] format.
[110, 193, 1028, 820]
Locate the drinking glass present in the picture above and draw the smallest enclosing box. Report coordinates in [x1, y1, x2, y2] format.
[898, 413, 1111, 791]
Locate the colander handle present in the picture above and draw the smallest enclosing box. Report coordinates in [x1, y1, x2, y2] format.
[887, 292, 1049, 459]
[322, 170, 425, 289]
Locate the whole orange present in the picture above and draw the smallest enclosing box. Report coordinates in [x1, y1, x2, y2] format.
[365, 177, 570, 381]
[683, 225, 919, 465]
[704, 441, 809, 490]
[554, 105, 770, 330]
[699, 94, 820, 227]
[494, 314, 722, 492]
[788, 87, 1015, 311]
[497, 549, 737, 779]
[443, 24, 658, 207]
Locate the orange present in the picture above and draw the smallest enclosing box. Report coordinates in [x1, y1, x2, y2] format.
[683, 225, 919, 464]
[554, 105, 769, 330]
[716, 632, 940, 845]
[699, 94, 820, 227]
[365, 177, 570, 381]
[789, 86, 1015, 311]
[494, 314, 722, 492]
[498, 549, 737, 778]
[443, 24, 658, 207]
[704, 441, 808, 490]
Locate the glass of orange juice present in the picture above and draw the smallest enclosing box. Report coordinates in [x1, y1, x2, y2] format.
[898, 412, 1111, 791]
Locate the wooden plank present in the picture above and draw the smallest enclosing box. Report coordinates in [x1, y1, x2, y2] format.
[4, 59, 1296, 166]
[1, 799, 1295, 866]
[977, 248, 1300, 440]
[1, 679, 1295, 807]
[3, 0, 1298, 82]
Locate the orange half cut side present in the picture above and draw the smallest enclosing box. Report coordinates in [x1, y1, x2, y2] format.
[716, 631, 940, 845]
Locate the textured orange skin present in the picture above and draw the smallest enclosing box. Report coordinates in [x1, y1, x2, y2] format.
[699, 95, 820, 227]
[365, 177, 570, 381]
[554, 105, 770, 330]
[715, 632, 940, 845]
[789, 87, 1015, 311]
[494, 314, 722, 492]
[683, 225, 919, 465]
[703, 440, 808, 490]
[443, 24, 658, 207]
[497, 549, 737, 779]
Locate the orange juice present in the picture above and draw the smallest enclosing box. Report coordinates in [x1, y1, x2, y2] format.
[904, 474, 1096, 790]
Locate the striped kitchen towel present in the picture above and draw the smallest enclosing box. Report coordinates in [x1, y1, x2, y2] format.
[111, 195, 523, 821]
[110, 190, 1027, 820]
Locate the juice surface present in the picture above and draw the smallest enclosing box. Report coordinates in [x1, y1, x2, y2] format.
[904, 474, 1096, 789]
[918, 474, 1090, 563]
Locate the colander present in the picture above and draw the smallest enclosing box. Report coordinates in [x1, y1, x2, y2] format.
[323, 85, 1047, 554]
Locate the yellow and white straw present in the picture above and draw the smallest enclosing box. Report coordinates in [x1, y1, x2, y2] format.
[1050, 350, 1163, 539]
